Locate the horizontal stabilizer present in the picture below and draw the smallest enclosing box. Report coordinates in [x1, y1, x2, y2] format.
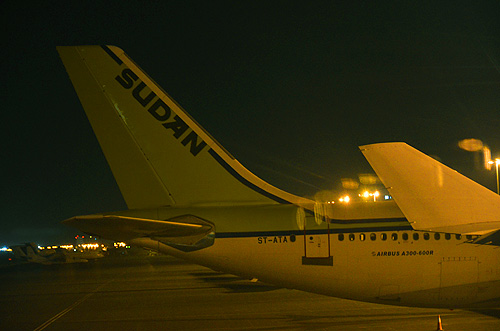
[360, 143, 500, 233]
[64, 214, 215, 251]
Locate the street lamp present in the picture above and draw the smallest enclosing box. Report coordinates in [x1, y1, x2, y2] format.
[488, 159, 500, 195]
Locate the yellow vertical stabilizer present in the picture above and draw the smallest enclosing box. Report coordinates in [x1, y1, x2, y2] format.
[58, 46, 312, 209]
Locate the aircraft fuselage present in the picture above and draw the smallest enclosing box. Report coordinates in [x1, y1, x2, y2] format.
[103, 204, 500, 309]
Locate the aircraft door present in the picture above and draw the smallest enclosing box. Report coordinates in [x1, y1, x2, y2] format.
[305, 234, 329, 258]
[300, 204, 332, 265]
[439, 256, 478, 303]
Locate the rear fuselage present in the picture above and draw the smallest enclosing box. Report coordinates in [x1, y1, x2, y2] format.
[121, 204, 500, 309]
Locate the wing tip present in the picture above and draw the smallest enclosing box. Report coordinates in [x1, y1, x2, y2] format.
[359, 142, 407, 151]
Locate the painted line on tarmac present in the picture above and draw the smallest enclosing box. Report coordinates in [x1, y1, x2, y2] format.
[33, 278, 114, 331]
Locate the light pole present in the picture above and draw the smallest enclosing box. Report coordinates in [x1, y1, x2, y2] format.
[489, 159, 500, 195]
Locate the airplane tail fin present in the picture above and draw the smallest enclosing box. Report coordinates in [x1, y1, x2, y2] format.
[25, 246, 38, 259]
[58, 46, 311, 209]
[10, 245, 28, 260]
[361, 143, 500, 234]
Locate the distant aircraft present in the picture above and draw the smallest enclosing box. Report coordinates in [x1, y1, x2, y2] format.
[58, 46, 500, 308]
[10, 243, 104, 264]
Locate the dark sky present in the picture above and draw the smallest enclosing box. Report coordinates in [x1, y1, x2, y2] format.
[1, 1, 500, 245]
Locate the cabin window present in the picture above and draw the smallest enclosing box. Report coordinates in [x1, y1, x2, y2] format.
[349, 233, 355, 241]
[381, 233, 387, 241]
[413, 233, 419, 240]
[445, 233, 451, 240]
[370, 233, 376, 241]
[402, 233, 409, 241]
[360, 233, 366, 241]
[391, 233, 398, 241]
[424, 233, 430, 240]
[455, 234, 462, 240]
[338, 234, 344, 241]
[434, 233, 441, 240]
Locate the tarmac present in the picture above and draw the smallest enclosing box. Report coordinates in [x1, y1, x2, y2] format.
[1, 252, 500, 330]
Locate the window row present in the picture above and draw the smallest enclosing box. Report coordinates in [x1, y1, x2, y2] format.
[337, 232, 473, 242]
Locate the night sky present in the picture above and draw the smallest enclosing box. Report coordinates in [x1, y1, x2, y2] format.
[2, 1, 500, 245]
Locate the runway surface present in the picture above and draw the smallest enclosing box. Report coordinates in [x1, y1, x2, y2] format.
[1, 253, 500, 330]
